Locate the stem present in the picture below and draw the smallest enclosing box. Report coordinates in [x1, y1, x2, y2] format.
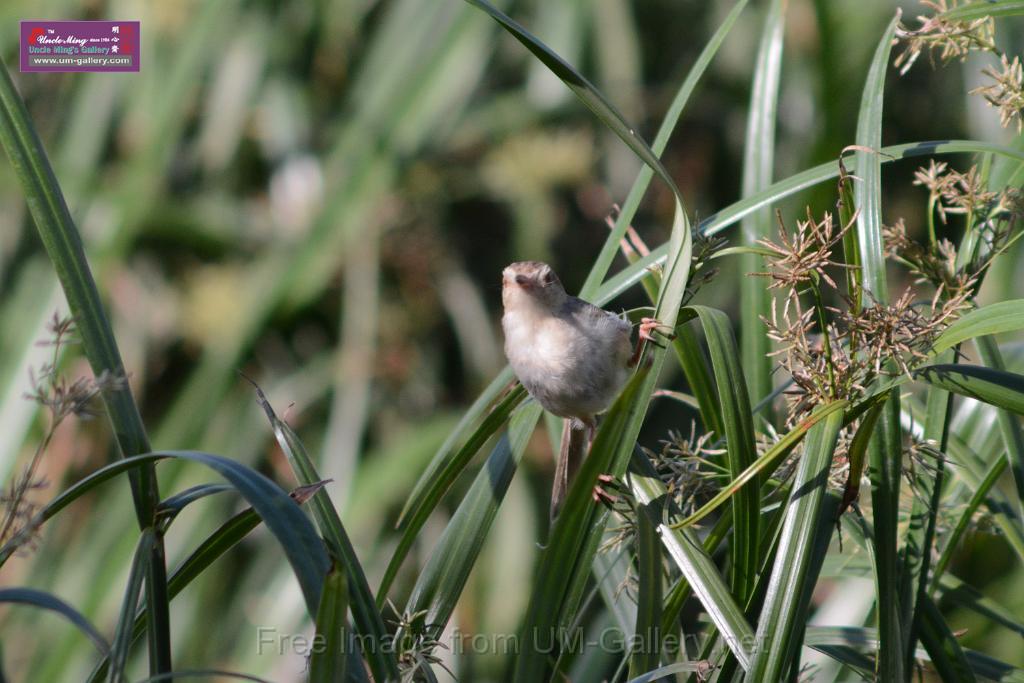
[809, 277, 838, 399]
[0, 58, 171, 675]
[926, 194, 937, 249]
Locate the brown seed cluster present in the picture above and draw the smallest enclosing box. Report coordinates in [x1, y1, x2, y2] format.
[973, 55, 1024, 133]
[895, 1, 997, 75]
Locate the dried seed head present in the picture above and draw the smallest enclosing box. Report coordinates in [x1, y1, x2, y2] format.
[895, 1, 997, 75]
[972, 55, 1024, 133]
[754, 209, 853, 291]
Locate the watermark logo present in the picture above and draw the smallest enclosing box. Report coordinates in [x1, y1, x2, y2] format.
[20, 21, 139, 72]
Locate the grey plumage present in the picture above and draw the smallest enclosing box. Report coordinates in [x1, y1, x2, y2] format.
[500, 261, 633, 520]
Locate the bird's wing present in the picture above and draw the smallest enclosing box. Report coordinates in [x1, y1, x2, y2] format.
[565, 296, 631, 334]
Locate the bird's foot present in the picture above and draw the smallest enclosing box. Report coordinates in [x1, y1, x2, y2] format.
[593, 473, 621, 507]
[638, 317, 676, 347]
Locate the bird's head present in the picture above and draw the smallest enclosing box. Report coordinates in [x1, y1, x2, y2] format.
[502, 261, 568, 311]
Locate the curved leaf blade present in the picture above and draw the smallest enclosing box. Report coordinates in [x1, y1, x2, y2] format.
[739, 0, 785, 412]
[690, 306, 759, 600]
[309, 565, 349, 683]
[0, 588, 109, 655]
[108, 530, 157, 683]
[747, 411, 843, 681]
[933, 300, 1024, 353]
[916, 364, 1024, 414]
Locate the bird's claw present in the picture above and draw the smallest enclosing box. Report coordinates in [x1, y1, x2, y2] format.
[638, 317, 676, 347]
[593, 473, 620, 507]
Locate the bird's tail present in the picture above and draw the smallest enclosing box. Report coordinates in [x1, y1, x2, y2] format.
[551, 418, 593, 522]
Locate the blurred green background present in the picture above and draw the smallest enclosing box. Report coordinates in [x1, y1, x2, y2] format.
[0, 0, 1022, 680]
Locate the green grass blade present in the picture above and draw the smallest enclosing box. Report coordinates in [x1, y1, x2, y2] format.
[854, 15, 897, 302]
[903, 348, 955, 673]
[841, 398, 885, 512]
[933, 300, 1024, 353]
[690, 306, 759, 600]
[837, 159, 863, 312]
[581, 0, 748, 299]
[0, 588, 110, 656]
[403, 403, 538, 638]
[975, 336, 1024, 511]
[309, 565, 349, 683]
[156, 484, 234, 523]
[0, 58, 157, 518]
[628, 506, 662, 680]
[659, 510, 731, 641]
[23, 451, 329, 616]
[86, 484, 328, 683]
[462, 0, 685, 215]
[930, 456, 1007, 591]
[624, 662, 712, 683]
[380, 384, 526, 603]
[513, 368, 650, 682]
[252, 390, 398, 682]
[747, 411, 843, 681]
[915, 593, 977, 683]
[854, 14, 903, 681]
[0, 53, 171, 675]
[108, 529, 157, 683]
[739, 0, 785, 413]
[916, 363, 1024, 414]
[942, 1, 1024, 20]
[630, 459, 754, 671]
[671, 400, 848, 529]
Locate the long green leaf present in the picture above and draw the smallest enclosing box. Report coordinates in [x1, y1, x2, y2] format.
[9, 452, 327, 615]
[252, 389, 398, 682]
[855, 14, 903, 682]
[739, 0, 785, 413]
[916, 363, 1024, 414]
[630, 457, 755, 671]
[0, 51, 170, 675]
[691, 306, 759, 600]
[380, 384, 526, 603]
[942, 1, 1024, 19]
[513, 368, 650, 682]
[933, 300, 1024, 353]
[975, 336, 1024, 511]
[309, 565, 349, 683]
[0, 588, 110, 655]
[108, 530, 157, 683]
[841, 398, 885, 513]
[0, 57, 156, 518]
[628, 506, 662, 680]
[903, 347, 955, 674]
[670, 399, 849, 529]
[747, 411, 843, 681]
[403, 403, 537, 639]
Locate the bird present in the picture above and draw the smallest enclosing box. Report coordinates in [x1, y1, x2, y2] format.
[500, 261, 665, 520]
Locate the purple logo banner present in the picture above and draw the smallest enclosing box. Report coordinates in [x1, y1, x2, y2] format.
[20, 20, 139, 73]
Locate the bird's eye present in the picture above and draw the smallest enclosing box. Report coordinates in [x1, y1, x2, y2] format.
[542, 272, 554, 285]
